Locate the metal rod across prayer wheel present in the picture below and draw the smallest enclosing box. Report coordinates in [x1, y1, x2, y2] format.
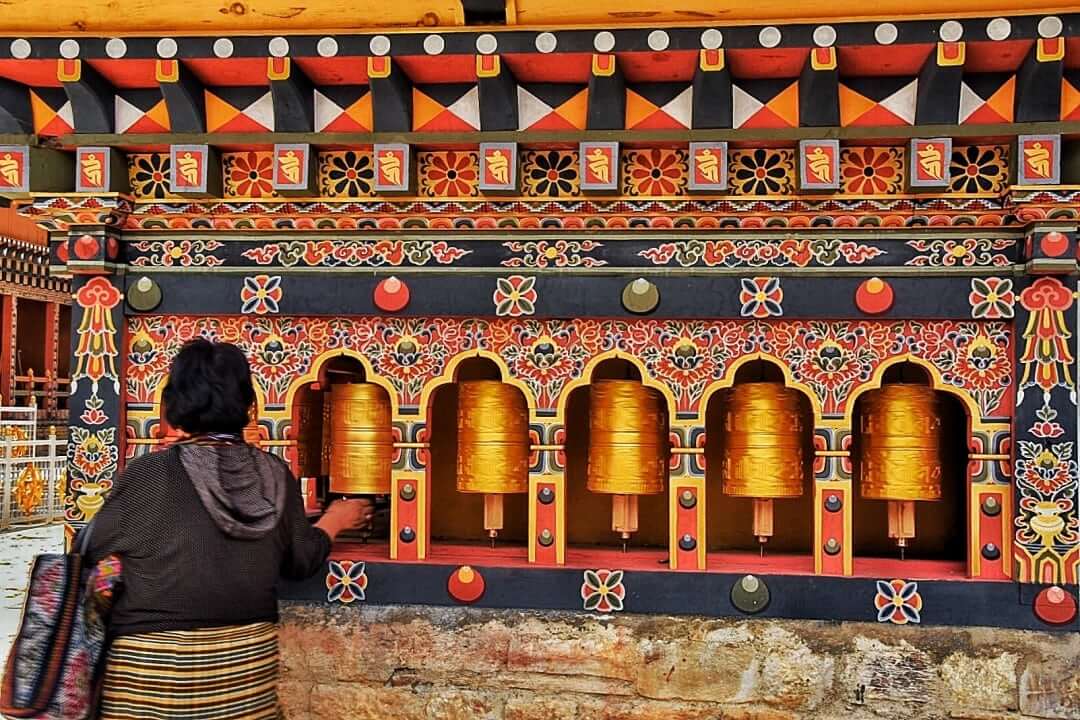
[456, 380, 530, 544]
[587, 380, 667, 550]
[720, 382, 807, 551]
[329, 383, 393, 495]
[858, 383, 943, 556]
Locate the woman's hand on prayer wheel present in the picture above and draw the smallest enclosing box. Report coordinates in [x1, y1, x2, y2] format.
[316, 498, 375, 541]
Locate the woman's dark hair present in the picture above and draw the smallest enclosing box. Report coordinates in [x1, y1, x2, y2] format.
[163, 339, 255, 435]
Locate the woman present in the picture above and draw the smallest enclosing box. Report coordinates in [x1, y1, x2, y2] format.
[81, 339, 370, 719]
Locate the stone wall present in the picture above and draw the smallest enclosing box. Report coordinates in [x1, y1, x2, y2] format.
[279, 604, 1079, 720]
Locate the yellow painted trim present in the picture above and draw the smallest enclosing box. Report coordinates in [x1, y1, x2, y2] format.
[1036, 37, 1065, 62]
[390, 471, 426, 561]
[56, 59, 80, 83]
[554, 349, 678, 425]
[936, 41, 966, 67]
[969, 482, 1012, 579]
[699, 49, 725, 72]
[810, 47, 836, 72]
[154, 60, 178, 83]
[591, 54, 616, 77]
[416, 349, 540, 419]
[696, 352, 825, 425]
[281, 347, 400, 419]
[814, 480, 853, 576]
[668, 477, 706, 571]
[832, 353, 991, 433]
[267, 57, 291, 81]
[528, 473, 566, 564]
[476, 55, 501, 79]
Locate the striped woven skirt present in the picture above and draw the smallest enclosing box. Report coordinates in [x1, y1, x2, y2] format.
[99, 622, 280, 720]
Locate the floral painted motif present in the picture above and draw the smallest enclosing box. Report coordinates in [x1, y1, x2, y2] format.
[1014, 276, 1077, 582]
[940, 333, 1011, 415]
[1030, 404, 1066, 439]
[729, 149, 795, 195]
[840, 146, 904, 194]
[968, 278, 1015, 319]
[223, 151, 277, 198]
[73, 277, 122, 400]
[874, 579, 922, 625]
[418, 151, 479, 197]
[68, 427, 119, 522]
[622, 149, 687, 196]
[493, 276, 537, 317]
[1015, 441, 1078, 551]
[950, 145, 1009, 194]
[318, 151, 375, 197]
[502, 240, 606, 268]
[641, 326, 731, 407]
[127, 154, 171, 199]
[130, 239, 225, 267]
[125, 317, 1014, 420]
[581, 569, 625, 613]
[241, 240, 470, 268]
[905, 238, 1015, 267]
[1018, 277, 1075, 404]
[522, 151, 580, 197]
[240, 275, 283, 315]
[739, 277, 783, 318]
[640, 239, 884, 268]
[326, 560, 367, 603]
[1016, 441, 1076, 496]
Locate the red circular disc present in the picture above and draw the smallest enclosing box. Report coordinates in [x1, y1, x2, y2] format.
[73, 234, 100, 260]
[855, 277, 894, 315]
[1039, 231, 1069, 258]
[447, 565, 485, 604]
[374, 277, 410, 312]
[1033, 585, 1077, 626]
[55, 241, 69, 263]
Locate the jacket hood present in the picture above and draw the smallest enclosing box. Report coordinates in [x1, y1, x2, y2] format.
[176, 444, 287, 540]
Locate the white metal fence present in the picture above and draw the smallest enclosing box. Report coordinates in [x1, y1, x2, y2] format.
[0, 405, 66, 531]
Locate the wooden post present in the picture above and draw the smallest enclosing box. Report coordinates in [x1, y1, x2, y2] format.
[43, 302, 59, 416]
[0, 294, 16, 405]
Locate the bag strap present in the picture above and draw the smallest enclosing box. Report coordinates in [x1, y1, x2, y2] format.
[77, 517, 97, 557]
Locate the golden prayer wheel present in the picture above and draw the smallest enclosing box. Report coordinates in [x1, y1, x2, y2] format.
[858, 383, 943, 554]
[293, 392, 324, 478]
[456, 380, 529, 543]
[329, 383, 393, 495]
[456, 380, 529, 494]
[859, 384, 943, 501]
[587, 380, 668, 548]
[721, 383, 806, 499]
[587, 380, 667, 496]
[720, 382, 807, 549]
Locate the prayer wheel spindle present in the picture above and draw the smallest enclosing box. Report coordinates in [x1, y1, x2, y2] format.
[587, 380, 668, 552]
[858, 384, 943, 558]
[329, 383, 393, 495]
[456, 381, 530, 546]
[721, 383, 806, 554]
